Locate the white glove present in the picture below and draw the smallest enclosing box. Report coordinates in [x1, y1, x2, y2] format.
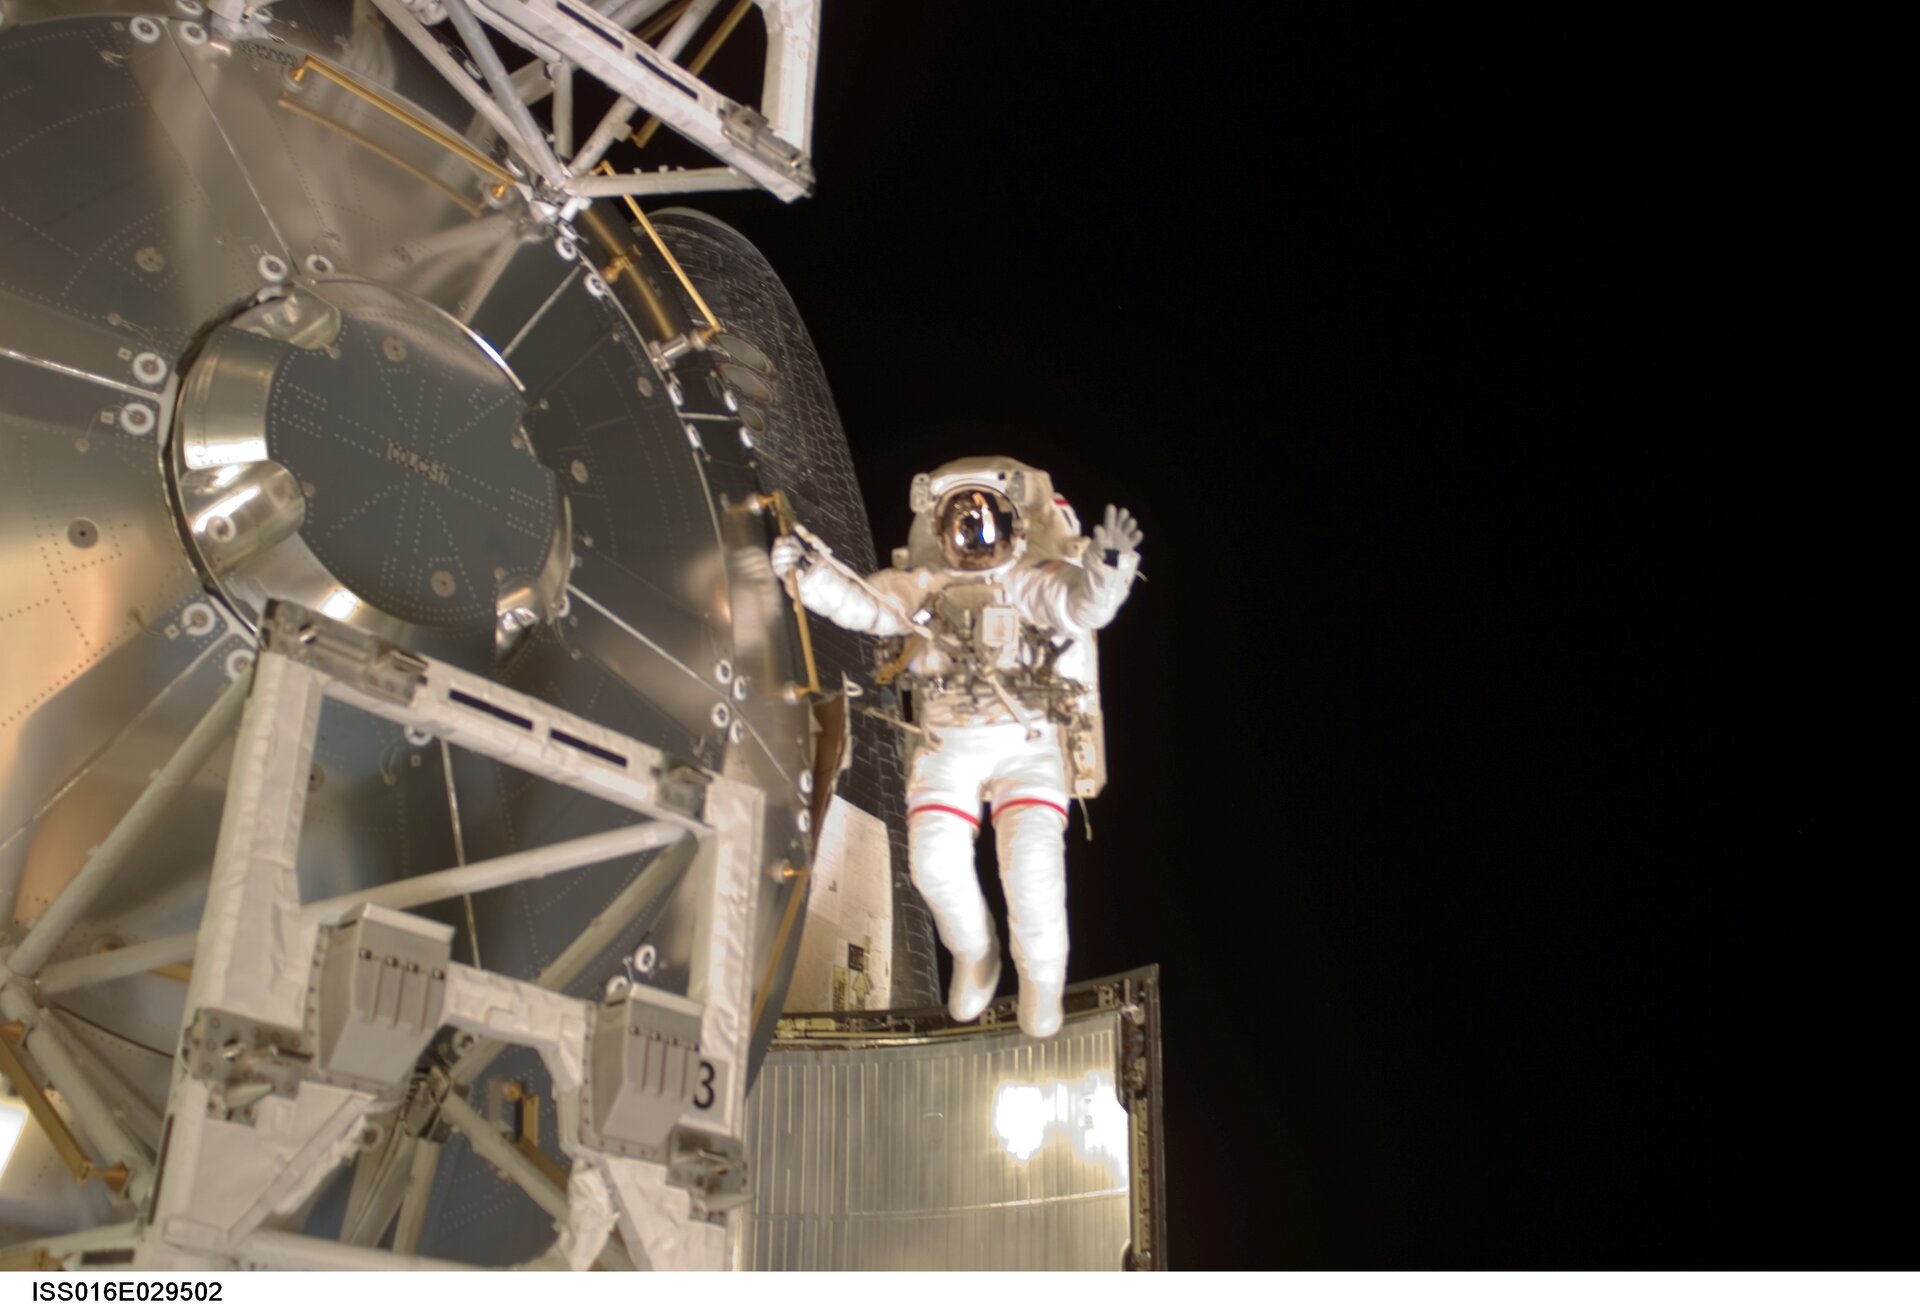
[1091, 504, 1143, 563]
[769, 534, 806, 579]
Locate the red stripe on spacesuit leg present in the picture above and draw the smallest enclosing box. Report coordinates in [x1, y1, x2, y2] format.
[908, 802, 981, 828]
[990, 797, 1070, 823]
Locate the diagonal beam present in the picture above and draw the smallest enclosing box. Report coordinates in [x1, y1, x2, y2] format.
[449, 833, 695, 1084]
[438, 1091, 568, 1220]
[35, 823, 686, 996]
[6, 675, 247, 978]
[444, 0, 570, 188]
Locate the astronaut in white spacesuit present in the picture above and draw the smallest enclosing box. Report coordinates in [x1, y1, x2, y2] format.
[770, 457, 1142, 1038]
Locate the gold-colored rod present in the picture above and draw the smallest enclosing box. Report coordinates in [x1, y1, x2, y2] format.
[291, 56, 515, 190]
[511, 1089, 571, 1186]
[785, 570, 821, 694]
[748, 621, 826, 1031]
[512, 1136, 569, 1188]
[597, 162, 723, 334]
[575, 205, 677, 338]
[631, 0, 754, 151]
[767, 492, 822, 696]
[277, 96, 486, 219]
[636, 0, 694, 44]
[751, 860, 811, 1034]
[0, 1021, 114, 1190]
[517, 1089, 538, 1146]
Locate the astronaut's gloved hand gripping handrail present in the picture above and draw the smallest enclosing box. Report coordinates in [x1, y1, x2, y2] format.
[786, 522, 945, 645]
[783, 518, 1045, 738]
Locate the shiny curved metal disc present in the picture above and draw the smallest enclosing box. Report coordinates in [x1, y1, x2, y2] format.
[174, 276, 572, 666]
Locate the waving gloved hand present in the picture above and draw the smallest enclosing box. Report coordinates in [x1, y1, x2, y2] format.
[769, 534, 807, 579]
[1091, 505, 1144, 564]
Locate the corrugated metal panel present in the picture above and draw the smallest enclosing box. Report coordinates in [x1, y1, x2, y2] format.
[742, 1011, 1132, 1270]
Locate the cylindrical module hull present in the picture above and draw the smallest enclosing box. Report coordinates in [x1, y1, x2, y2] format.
[0, 1, 925, 1260]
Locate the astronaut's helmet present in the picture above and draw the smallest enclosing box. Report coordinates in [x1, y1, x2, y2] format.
[935, 486, 1018, 571]
[906, 456, 1080, 574]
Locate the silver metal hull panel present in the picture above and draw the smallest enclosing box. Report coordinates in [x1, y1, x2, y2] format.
[0, 7, 804, 964]
[0, 354, 218, 911]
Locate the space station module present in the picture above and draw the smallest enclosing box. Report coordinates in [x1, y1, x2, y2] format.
[771, 457, 1142, 1038]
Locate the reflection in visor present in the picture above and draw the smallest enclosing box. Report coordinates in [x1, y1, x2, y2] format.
[937, 488, 1017, 571]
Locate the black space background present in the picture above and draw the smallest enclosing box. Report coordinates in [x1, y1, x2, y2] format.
[609, 6, 1904, 1270]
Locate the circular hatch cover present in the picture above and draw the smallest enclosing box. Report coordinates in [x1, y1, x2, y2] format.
[171, 279, 570, 663]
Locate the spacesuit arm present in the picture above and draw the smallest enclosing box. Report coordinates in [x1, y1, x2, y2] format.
[792, 563, 924, 637]
[1015, 551, 1139, 638]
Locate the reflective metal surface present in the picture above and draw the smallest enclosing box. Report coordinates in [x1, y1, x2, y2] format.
[0, 1, 904, 1259]
[740, 970, 1167, 1270]
[173, 276, 573, 667]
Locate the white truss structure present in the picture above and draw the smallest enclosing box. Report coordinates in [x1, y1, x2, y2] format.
[0, 601, 765, 1270]
[347, 0, 820, 204]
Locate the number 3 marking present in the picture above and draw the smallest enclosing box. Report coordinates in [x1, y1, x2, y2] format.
[694, 1059, 717, 1111]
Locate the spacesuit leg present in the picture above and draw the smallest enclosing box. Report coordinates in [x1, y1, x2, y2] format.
[906, 727, 1002, 1023]
[987, 726, 1073, 1039]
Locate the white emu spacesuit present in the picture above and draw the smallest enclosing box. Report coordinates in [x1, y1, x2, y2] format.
[771, 457, 1142, 1038]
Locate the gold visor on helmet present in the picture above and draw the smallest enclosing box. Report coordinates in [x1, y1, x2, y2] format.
[935, 487, 1018, 571]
